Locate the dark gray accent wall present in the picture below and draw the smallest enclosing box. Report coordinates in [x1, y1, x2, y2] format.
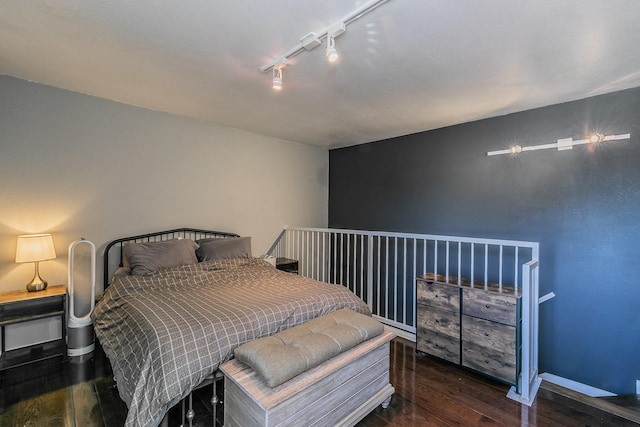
[329, 87, 640, 394]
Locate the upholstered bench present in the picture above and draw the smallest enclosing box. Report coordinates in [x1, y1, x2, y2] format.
[220, 309, 395, 427]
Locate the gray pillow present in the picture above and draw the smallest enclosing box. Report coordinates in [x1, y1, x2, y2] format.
[196, 237, 251, 262]
[124, 238, 199, 275]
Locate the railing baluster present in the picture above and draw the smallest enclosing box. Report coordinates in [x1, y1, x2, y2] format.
[367, 234, 374, 311]
[445, 240, 450, 282]
[412, 238, 417, 327]
[484, 243, 488, 290]
[499, 244, 503, 292]
[515, 246, 519, 294]
[470, 242, 475, 288]
[339, 232, 343, 285]
[385, 237, 389, 321]
[346, 234, 351, 291]
[353, 235, 358, 294]
[360, 235, 365, 301]
[434, 240, 438, 278]
[457, 242, 462, 285]
[323, 232, 327, 282]
[394, 237, 398, 323]
[423, 238, 427, 275]
[333, 233, 337, 284]
[403, 238, 407, 327]
[377, 236, 381, 317]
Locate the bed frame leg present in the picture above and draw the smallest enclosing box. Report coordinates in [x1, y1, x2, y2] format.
[186, 393, 195, 427]
[181, 396, 186, 425]
[211, 376, 222, 426]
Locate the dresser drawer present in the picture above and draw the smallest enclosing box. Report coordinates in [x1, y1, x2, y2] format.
[462, 288, 519, 326]
[461, 315, 517, 384]
[0, 295, 65, 325]
[416, 305, 460, 363]
[417, 279, 459, 311]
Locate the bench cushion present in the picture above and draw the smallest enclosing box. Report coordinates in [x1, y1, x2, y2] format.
[233, 309, 384, 387]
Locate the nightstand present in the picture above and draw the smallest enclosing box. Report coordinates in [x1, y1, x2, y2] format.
[276, 257, 299, 274]
[0, 285, 67, 371]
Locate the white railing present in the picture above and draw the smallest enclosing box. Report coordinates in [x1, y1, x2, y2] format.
[268, 226, 543, 404]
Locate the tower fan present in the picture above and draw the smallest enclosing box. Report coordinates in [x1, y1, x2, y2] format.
[67, 238, 96, 357]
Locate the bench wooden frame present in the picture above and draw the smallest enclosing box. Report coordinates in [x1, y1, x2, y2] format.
[220, 330, 395, 427]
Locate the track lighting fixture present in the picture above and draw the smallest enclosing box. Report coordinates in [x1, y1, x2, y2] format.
[487, 133, 630, 156]
[326, 36, 338, 62]
[259, 0, 390, 89]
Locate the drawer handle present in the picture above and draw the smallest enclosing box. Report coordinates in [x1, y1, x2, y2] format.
[485, 304, 490, 308]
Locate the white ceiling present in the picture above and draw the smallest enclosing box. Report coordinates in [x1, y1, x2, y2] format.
[2, 1, 640, 149]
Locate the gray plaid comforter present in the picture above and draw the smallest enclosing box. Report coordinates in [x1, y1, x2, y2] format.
[91, 258, 370, 427]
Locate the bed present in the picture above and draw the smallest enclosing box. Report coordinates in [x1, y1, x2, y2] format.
[92, 228, 371, 427]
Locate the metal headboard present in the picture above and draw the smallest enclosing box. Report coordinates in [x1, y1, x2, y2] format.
[103, 228, 240, 289]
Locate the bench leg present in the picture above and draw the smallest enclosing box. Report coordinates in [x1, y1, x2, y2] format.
[381, 395, 392, 409]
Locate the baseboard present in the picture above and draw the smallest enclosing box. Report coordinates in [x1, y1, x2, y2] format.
[541, 377, 640, 424]
[539, 372, 616, 397]
[382, 325, 415, 342]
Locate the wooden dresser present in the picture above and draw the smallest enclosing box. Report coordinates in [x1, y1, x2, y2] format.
[416, 273, 521, 386]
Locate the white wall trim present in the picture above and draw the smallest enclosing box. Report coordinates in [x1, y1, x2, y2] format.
[383, 325, 415, 342]
[540, 372, 616, 397]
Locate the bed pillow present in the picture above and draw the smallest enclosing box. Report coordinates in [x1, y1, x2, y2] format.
[195, 237, 224, 245]
[124, 239, 199, 275]
[196, 237, 252, 262]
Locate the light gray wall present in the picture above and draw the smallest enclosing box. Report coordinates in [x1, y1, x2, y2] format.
[0, 74, 327, 299]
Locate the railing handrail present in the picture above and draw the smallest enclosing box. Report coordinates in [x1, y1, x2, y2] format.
[280, 226, 539, 251]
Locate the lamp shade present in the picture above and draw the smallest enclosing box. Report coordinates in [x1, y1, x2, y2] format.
[16, 234, 57, 263]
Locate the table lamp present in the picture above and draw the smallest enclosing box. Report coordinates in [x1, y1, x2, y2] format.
[15, 233, 57, 292]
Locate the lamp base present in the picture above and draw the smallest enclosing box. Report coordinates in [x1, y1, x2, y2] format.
[26, 261, 48, 292]
[26, 277, 48, 292]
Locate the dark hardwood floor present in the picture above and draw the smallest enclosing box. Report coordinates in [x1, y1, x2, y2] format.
[0, 337, 638, 426]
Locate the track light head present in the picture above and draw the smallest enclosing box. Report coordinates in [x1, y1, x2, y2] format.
[326, 37, 338, 62]
[272, 67, 283, 90]
[271, 58, 286, 90]
[325, 22, 345, 63]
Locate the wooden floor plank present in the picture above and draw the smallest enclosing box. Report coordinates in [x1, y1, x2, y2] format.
[93, 376, 127, 427]
[72, 381, 104, 427]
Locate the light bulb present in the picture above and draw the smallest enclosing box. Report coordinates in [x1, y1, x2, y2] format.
[273, 68, 282, 90]
[326, 37, 338, 62]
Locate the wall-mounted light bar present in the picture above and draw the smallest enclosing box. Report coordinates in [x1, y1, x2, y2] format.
[487, 133, 631, 156]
